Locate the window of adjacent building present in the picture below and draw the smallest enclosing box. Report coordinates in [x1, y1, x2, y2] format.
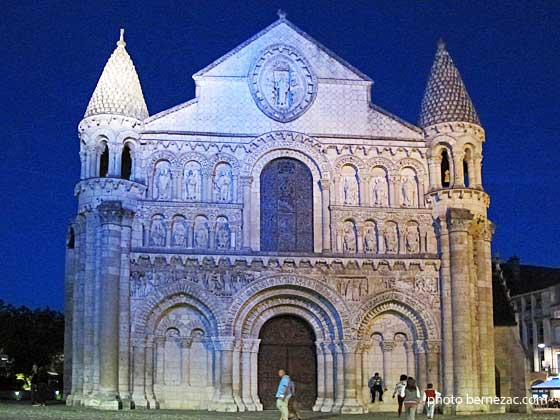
[537, 321, 544, 344]
[527, 322, 534, 345]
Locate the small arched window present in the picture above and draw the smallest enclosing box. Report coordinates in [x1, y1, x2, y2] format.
[99, 143, 109, 177]
[67, 228, 75, 250]
[463, 159, 469, 187]
[440, 150, 450, 188]
[121, 144, 132, 180]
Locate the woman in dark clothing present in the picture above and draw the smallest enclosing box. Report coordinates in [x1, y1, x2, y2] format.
[399, 377, 420, 420]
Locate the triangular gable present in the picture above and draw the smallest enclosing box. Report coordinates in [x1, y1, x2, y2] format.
[194, 17, 372, 82]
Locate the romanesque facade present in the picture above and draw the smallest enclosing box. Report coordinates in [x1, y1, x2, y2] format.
[64, 14, 498, 414]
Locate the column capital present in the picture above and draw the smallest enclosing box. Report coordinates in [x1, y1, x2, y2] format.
[446, 208, 473, 232]
[470, 217, 495, 242]
[414, 340, 426, 354]
[319, 178, 331, 189]
[98, 201, 124, 225]
[215, 336, 236, 351]
[239, 176, 253, 187]
[426, 340, 442, 353]
[179, 338, 193, 349]
[382, 340, 396, 353]
[340, 339, 360, 354]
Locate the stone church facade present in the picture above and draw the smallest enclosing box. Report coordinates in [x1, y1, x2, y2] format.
[64, 14, 498, 414]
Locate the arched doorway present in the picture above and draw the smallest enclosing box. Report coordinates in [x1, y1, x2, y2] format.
[258, 315, 317, 410]
[260, 158, 313, 252]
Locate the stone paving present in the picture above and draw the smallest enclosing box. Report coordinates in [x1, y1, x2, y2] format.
[0, 403, 557, 420]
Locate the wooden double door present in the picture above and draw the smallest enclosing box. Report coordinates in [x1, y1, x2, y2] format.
[258, 316, 318, 409]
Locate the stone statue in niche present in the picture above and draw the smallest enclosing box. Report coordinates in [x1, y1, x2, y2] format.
[372, 176, 387, 206]
[150, 219, 166, 247]
[185, 168, 201, 201]
[215, 220, 231, 249]
[215, 168, 232, 202]
[343, 223, 356, 252]
[364, 226, 377, 253]
[154, 164, 172, 200]
[342, 177, 358, 205]
[383, 225, 398, 254]
[401, 176, 415, 207]
[172, 221, 187, 247]
[405, 226, 420, 254]
[194, 220, 209, 248]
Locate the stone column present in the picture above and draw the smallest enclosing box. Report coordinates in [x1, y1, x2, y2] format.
[180, 338, 192, 387]
[145, 338, 157, 408]
[95, 202, 124, 408]
[313, 340, 325, 412]
[216, 337, 238, 412]
[426, 341, 441, 391]
[232, 340, 243, 410]
[389, 175, 400, 207]
[428, 157, 441, 190]
[382, 341, 395, 389]
[240, 176, 253, 251]
[474, 153, 483, 189]
[131, 337, 148, 408]
[434, 217, 454, 397]
[249, 339, 262, 410]
[446, 208, 474, 405]
[453, 152, 465, 188]
[240, 340, 255, 411]
[473, 220, 496, 397]
[415, 341, 427, 394]
[341, 340, 365, 413]
[319, 179, 332, 251]
[322, 341, 335, 412]
[118, 211, 134, 405]
[333, 341, 345, 412]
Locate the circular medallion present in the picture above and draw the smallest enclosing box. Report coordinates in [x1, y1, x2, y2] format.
[249, 44, 317, 123]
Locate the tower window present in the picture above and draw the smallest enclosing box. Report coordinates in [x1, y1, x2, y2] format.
[99, 144, 109, 177]
[440, 150, 450, 187]
[67, 228, 75, 249]
[121, 144, 132, 180]
[463, 159, 469, 187]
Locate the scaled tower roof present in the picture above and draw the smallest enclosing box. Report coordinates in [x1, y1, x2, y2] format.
[419, 40, 479, 128]
[84, 29, 148, 120]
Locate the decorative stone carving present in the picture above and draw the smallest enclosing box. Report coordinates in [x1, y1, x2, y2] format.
[184, 162, 202, 201]
[153, 161, 172, 200]
[400, 176, 415, 207]
[248, 44, 317, 122]
[342, 221, 357, 253]
[405, 225, 420, 254]
[171, 218, 188, 247]
[342, 177, 359, 205]
[363, 224, 377, 254]
[214, 164, 232, 203]
[215, 217, 231, 250]
[150, 217, 166, 247]
[383, 223, 399, 254]
[337, 277, 368, 301]
[372, 176, 388, 206]
[194, 217, 209, 249]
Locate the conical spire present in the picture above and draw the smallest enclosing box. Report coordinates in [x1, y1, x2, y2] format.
[418, 39, 479, 128]
[84, 29, 148, 120]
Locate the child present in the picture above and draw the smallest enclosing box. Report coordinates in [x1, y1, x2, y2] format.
[424, 383, 441, 420]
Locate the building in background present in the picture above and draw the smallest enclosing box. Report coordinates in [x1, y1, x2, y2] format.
[501, 257, 560, 377]
[65, 12, 504, 414]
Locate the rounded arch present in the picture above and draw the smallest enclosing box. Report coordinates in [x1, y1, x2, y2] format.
[132, 283, 224, 338]
[250, 151, 322, 252]
[208, 152, 241, 176]
[333, 155, 365, 174]
[353, 291, 440, 341]
[227, 274, 350, 339]
[178, 151, 210, 174]
[366, 157, 397, 175]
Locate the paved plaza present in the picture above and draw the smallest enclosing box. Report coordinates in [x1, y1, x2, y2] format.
[0, 403, 557, 420]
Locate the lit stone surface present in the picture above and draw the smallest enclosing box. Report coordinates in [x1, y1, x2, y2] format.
[64, 14, 525, 415]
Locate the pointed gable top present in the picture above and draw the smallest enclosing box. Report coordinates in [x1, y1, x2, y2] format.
[85, 29, 149, 120]
[418, 39, 480, 128]
[193, 13, 372, 82]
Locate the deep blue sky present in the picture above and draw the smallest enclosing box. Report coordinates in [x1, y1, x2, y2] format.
[1, 0, 559, 310]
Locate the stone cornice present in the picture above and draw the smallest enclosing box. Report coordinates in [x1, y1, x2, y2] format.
[426, 188, 490, 207]
[130, 251, 441, 272]
[422, 121, 485, 142]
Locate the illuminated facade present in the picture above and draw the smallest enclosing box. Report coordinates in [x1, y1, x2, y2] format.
[64, 14, 499, 414]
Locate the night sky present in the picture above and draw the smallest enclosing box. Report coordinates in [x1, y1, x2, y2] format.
[1, 0, 559, 310]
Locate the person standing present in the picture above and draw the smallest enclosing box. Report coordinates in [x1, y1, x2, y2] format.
[424, 383, 440, 420]
[392, 374, 408, 416]
[400, 377, 421, 420]
[368, 372, 385, 402]
[276, 369, 292, 420]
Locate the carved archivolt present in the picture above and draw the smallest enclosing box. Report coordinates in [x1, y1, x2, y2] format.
[397, 157, 426, 177]
[227, 274, 350, 337]
[365, 157, 397, 174]
[333, 155, 366, 173]
[353, 290, 440, 341]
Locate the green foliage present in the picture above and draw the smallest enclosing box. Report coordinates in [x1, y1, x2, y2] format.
[0, 300, 64, 375]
